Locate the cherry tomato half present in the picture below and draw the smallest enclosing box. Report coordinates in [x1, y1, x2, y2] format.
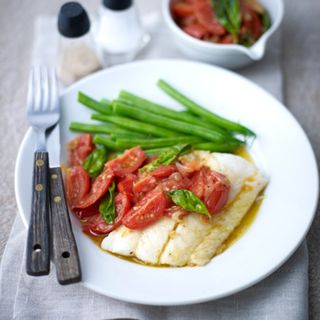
[83, 193, 131, 235]
[117, 173, 137, 198]
[68, 134, 94, 166]
[65, 165, 90, 207]
[122, 189, 167, 230]
[190, 167, 230, 214]
[73, 168, 114, 209]
[73, 202, 100, 219]
[151, 165, 177, 179]
[107, 146, 146, 177]
[161, 172, 191, 192]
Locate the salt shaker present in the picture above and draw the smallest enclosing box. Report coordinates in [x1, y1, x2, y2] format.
[95, 0, 149, 65]
[57, 2, 102, 85]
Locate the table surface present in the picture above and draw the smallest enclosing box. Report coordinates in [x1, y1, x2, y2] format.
[0, 0, 319, 318]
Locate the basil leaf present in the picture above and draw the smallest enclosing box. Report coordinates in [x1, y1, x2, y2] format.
[140, 144, 191, 173]
[99, 182, 116, 224]
[167, 189, 210, 217]
[83, 146, 108, 178]
[227, 0, 241, 34]
[262, 11, 271, 31]
[239, 32, 255, 47]
[212, 0, 230, 30]
[212, 0, 241, 38]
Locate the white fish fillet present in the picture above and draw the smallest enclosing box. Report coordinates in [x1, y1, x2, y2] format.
[101, 152, 268, 267]
[159, 213, 213, 266]
[134, 216, 177, 264]
[189, 171, 268, 266]
[101, 214, 180, 263]
[101, 225, 141, 256]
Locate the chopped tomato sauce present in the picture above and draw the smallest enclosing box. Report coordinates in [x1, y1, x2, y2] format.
[65, 135, 231, 237]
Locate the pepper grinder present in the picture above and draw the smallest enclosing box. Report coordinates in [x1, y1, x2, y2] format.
[95, 0, 150, 65]
[57, 2, 102, 85]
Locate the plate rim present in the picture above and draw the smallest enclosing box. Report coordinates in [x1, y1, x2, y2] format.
[15, 59, 319, 305]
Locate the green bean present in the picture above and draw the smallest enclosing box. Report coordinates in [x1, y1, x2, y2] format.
[70, 122, 113, 134]
[144, 147, 170, 155]
[110, 132, 150, 140]
[69, 122, 145, 137]
[157, 79, 255, 136]
[113, 101, 234, 143]
[100, 98, 111, 107]
[116, 137, 202, 149]
[193, 141, 242, 152]
[118, 92, 227, 134]
[91, 114, 175, 137]
[78, 92, 113, 115]
[93, 135, 120, 150]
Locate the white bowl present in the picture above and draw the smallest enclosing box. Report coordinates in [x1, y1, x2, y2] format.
[162, 0, 284, 68]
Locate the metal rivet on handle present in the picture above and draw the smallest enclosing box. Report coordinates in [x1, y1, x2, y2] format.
[36, 159, 44, 166]
[54, 196, 61, 203]
[51, 174, 58, 180]
[35, 184, 43, 191]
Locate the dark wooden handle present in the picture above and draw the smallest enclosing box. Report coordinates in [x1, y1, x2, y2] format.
[50, 167, 81, 285]
[26, 151, 50, 276]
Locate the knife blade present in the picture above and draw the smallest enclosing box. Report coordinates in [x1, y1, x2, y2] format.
[47, 123, 81, 285]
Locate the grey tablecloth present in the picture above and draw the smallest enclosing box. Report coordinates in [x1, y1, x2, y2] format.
[0, 11, 308, 320]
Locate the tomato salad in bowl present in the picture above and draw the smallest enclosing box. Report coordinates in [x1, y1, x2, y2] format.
[171, 0, 271, 46]
[65, 79, 268, 267]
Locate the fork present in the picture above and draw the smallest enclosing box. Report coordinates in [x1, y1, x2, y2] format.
[26, 67, 59, 276]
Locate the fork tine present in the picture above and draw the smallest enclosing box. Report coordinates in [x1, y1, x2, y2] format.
[49, 68, 59, 112]
[41, 66, 50, 111]
[34, 66, 42, 111]
[27, 68, 35, 113]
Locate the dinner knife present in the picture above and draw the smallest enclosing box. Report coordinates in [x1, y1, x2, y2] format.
[47, 124, 82, 285]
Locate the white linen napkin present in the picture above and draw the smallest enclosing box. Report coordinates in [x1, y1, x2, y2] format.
[0, 13, 308, 320]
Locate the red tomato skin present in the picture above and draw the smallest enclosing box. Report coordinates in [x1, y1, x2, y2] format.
[161, 172, 191, 192]
[107, 147, 147, 177]
[73, 202, 100, 219]
[65, 165, 90, 207]
[183, 23, 208, 39]
[133, 166, 177, 198]
[83, 193, 131, 235]
[190, 168, 206, 199]
[68, 134, 94, 166]
[193, 0, 226, 35]
[190, 167, 230, 214]
[122, 189, 167, 230]
[151, 165, 177, 179]
[117, 173, 137, 198]
[73, 168, 114, 209]
[241, 5, 263, 39]
[133, 175, 157, 194]
[171, 2, 194, 18]
[205, 182, 230, 214]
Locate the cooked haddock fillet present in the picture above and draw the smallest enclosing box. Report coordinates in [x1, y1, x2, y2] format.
[101, 225, 141, 256]
[159, 213, 213, 266]
[101, 215, 179, 263]
[189, 171, 268, 266]
[134, 216, 177, 264]
[101, 152, 268, 267]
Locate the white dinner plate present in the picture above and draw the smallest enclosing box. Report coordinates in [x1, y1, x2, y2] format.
[15, 60, 318, 305]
